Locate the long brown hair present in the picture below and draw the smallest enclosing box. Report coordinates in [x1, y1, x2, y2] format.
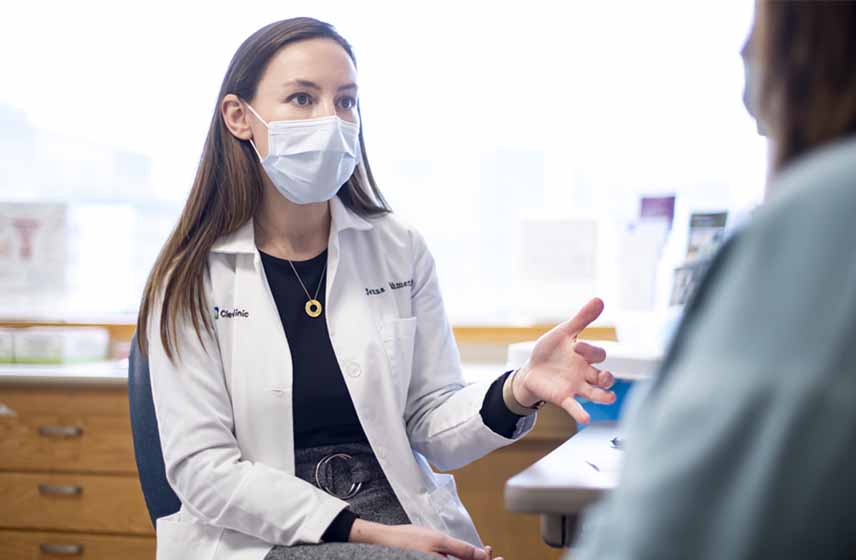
[138, 17, 390, 360]
[753, 0, 856, 172]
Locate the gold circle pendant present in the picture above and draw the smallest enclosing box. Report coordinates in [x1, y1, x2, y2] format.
[305, 299, 323, 318]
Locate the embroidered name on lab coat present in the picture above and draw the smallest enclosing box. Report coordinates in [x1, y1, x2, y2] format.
[365, 279, 413, 296]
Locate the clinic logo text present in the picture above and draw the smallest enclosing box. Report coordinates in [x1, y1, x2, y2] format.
[213, 306, 249, 320]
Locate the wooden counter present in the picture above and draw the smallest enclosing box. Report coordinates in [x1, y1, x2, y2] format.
[0, 361, 576, 560]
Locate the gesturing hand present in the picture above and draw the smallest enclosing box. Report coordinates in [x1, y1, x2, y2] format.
[512, 298, 616, 424]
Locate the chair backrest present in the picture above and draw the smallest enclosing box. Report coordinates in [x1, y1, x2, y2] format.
[128, 333, 181, 527]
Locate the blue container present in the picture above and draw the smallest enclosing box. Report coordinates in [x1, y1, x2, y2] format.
[576, 379, 634, 426]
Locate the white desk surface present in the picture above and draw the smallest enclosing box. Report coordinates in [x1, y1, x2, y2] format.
[505, 422, 623, 515]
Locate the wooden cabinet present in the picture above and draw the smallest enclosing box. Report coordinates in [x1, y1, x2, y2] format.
[0, 377, 575, 560]
[0, 384, 155, 559]
[452, 403, 576, 560]
[0, 530, 155, 560]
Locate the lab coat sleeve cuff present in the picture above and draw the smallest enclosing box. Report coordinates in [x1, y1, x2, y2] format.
[299, 495, 351, 544]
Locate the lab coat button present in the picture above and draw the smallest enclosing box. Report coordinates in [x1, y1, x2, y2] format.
[345, 361, 362, 378]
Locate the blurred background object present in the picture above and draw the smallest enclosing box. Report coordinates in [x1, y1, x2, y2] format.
[0, 0, 765, 327]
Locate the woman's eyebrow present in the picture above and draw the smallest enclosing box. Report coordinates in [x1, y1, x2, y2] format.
[281, 80, 358, 92]
[283, 79, 322, 90]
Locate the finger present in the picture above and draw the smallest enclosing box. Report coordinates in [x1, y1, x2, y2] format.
[557, 297, 605, 338]
[574, 341, 607, 364]
[561, 395, 590, 424]
[578, 383, 617, 405]
[577, 361, 603, 385]
[437, 536, 483, 560]
[485, 545, 492, 560]
[598, 370, 615, 389]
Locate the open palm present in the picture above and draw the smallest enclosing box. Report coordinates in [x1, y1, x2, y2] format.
[513, 298, 617, 424]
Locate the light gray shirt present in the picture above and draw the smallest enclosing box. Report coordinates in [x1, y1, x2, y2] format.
[575, 136, 856, 560]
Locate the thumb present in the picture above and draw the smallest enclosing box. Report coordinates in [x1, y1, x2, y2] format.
[556, 297, 605, 338]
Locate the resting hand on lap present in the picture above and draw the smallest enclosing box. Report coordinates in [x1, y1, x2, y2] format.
[349, 520, 498, 559]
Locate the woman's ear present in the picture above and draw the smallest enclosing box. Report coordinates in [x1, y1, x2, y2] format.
[221, 94, 254, 140]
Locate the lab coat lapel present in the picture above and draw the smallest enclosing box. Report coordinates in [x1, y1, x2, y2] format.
[325, 201, 396, 431]
[232, 251, 294, 391]
[229, 241, 296, 471]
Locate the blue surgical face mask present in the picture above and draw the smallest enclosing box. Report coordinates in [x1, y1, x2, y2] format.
[245, 103, 361, 205]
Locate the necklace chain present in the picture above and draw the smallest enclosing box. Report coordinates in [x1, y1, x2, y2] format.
[287, 258, 327, 303]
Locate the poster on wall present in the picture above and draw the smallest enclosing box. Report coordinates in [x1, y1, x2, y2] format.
[0, 203, 67, 290]
[686, 211, 728, 262]
[640, 195, 676, 230]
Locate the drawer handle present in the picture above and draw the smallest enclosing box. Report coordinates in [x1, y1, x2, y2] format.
[39, 543, 84, 556]
[38, 484, 83, 496]
[38, 425, 84, 438]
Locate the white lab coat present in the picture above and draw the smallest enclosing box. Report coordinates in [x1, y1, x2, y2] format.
[147, 195, 536, 560]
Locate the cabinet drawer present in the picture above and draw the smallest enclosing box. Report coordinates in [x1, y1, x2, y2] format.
[0, 387, 136, 474]
[0, 413, 136, 474]
[0, 529, 155, 560]
[0, 473, 154, 536]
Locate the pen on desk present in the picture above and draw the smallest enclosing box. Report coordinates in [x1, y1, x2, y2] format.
[585, 460, 601, 472]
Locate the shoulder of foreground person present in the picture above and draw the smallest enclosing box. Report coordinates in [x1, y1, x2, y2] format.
[679, 134, 856, 390]
[571, 136, 856, 560]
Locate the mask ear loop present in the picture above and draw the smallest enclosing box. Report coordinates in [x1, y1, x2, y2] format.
[242, 102, 268, 162]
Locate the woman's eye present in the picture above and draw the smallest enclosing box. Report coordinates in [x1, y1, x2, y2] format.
[290, 93, 312, 106]
[338, 96, 357, 110]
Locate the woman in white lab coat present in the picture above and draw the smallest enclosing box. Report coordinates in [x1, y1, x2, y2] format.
[137, 17, 616, 560]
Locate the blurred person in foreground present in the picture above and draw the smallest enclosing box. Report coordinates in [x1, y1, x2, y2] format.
[574, 2, 856, 559]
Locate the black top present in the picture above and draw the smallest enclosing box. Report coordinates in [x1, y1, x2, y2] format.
[260, 249, 369, 448]
[259, 248, 525, 542]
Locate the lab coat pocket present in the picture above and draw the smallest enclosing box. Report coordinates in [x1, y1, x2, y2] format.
[380, 317, 417, 408]
[156, 511, 223, 560]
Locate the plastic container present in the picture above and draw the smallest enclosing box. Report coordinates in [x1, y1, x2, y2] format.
[0, 329, 14, 364]
[12, 327, 110, 364]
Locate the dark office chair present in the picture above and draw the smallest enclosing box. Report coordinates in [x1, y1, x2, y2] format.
[128, 333, 181, 527]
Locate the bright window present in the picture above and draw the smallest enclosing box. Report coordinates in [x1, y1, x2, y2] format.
[0, 1, 765, 324]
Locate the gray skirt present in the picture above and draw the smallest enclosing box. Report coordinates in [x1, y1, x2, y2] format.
[264, 443, 435, 560]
